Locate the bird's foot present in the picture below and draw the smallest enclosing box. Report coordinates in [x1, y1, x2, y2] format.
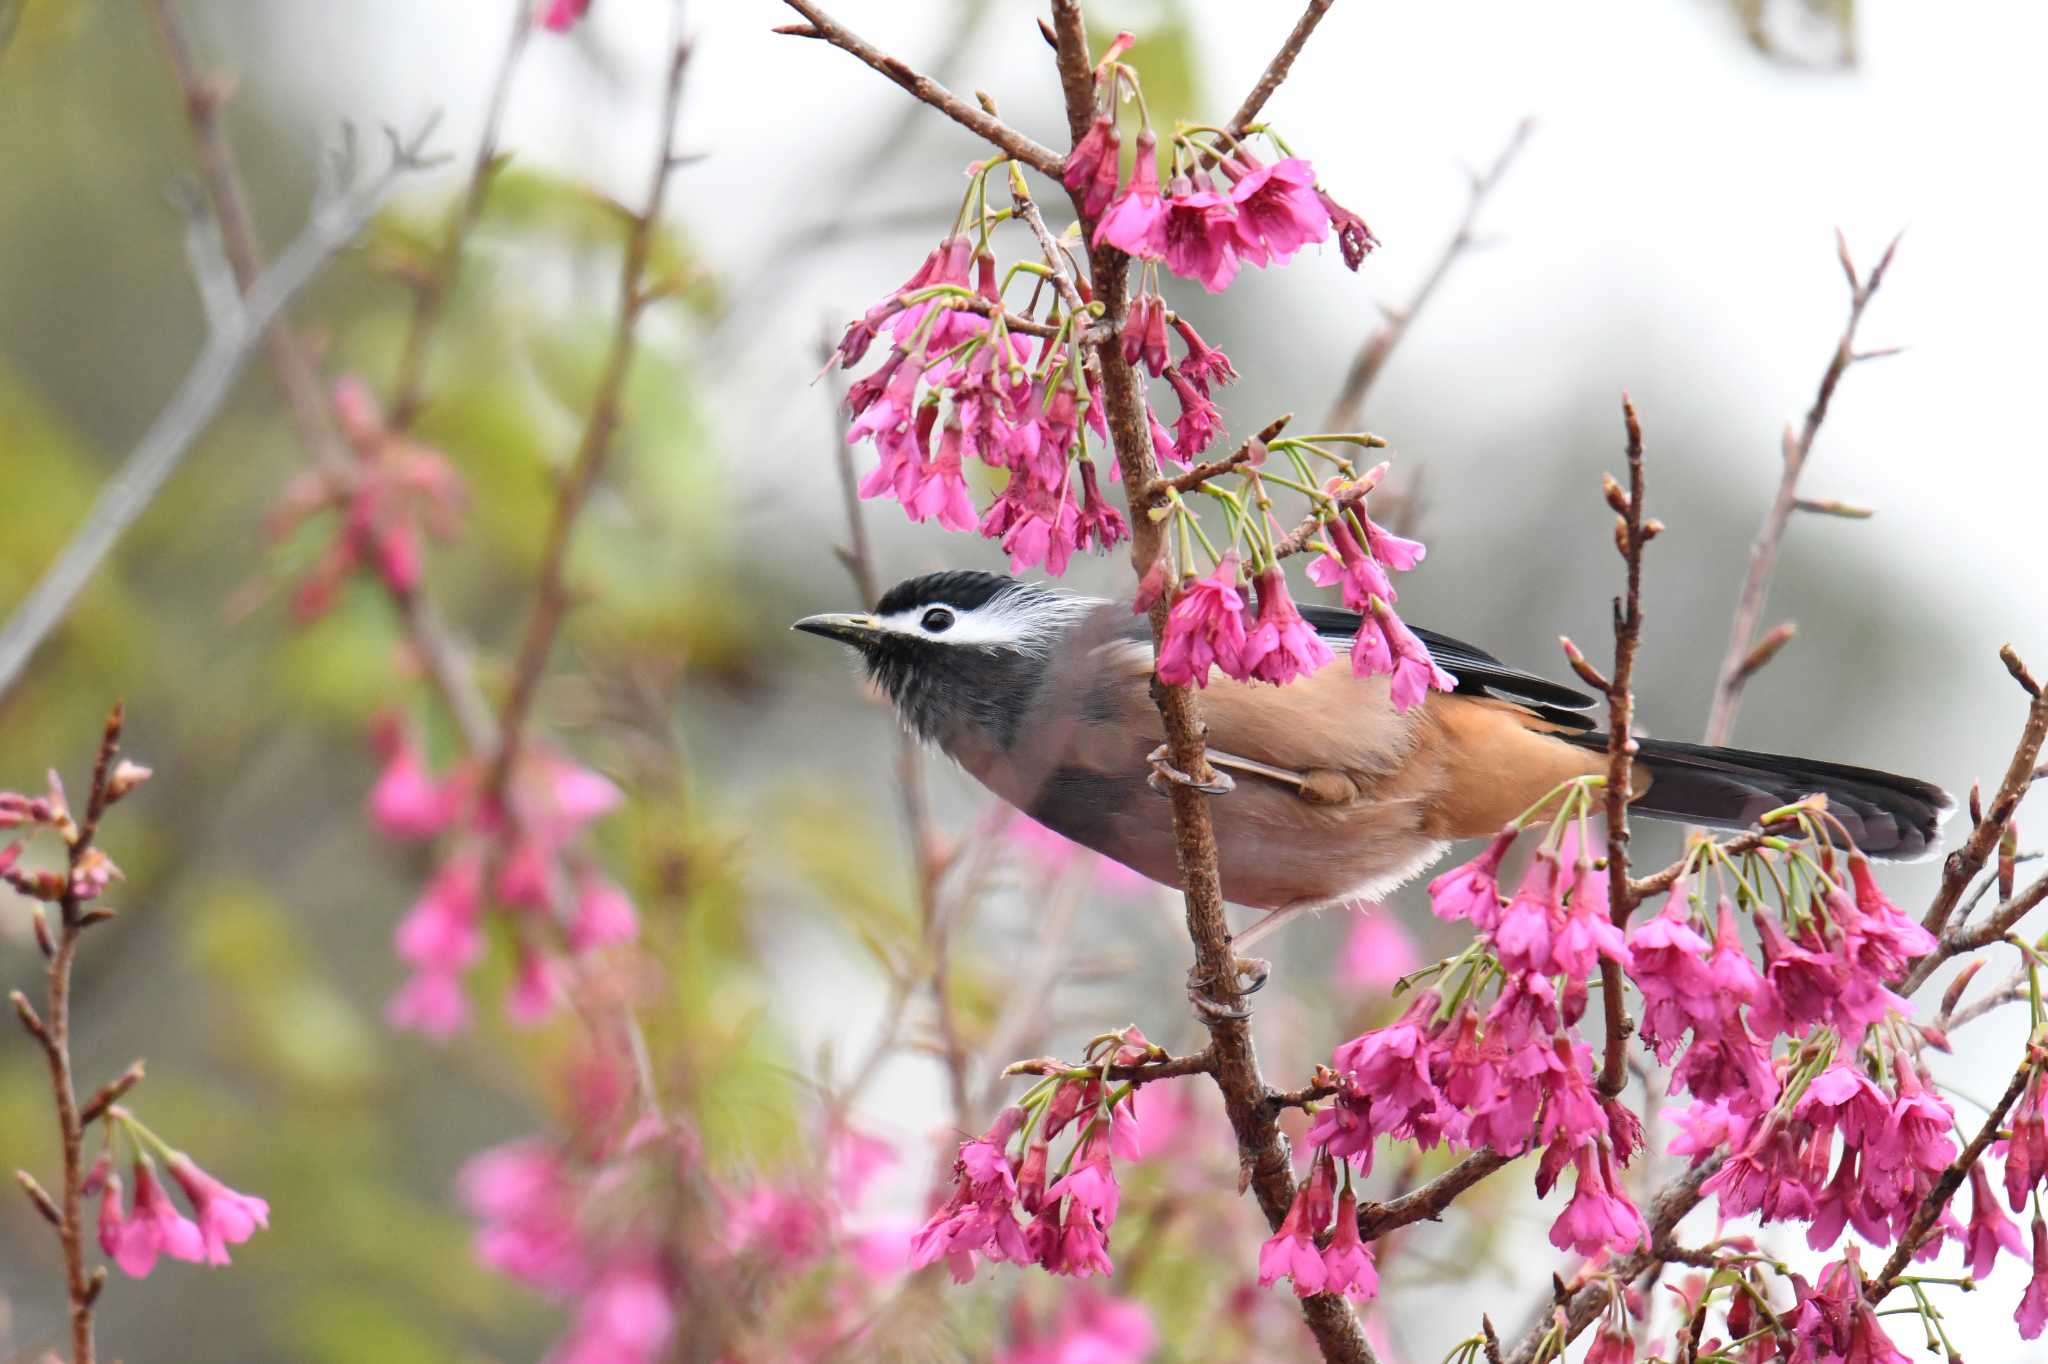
[1185, 958, 1267, 1023]
[1234, 954, 1271, 995]
[1146, 744, 1235, 797]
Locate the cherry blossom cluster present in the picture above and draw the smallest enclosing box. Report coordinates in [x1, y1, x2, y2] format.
[1256, 1146, 1380, 1300]
[828, 42, 1451, 709]
[367, 716, 637, 1038]
[459, 1031, 1107, 1362]
[911, 1026, 1158, 1282]
[1305, 780, 2048, 1359]
[6, 748, 270, 1300]
[460, 1119, 687, 1364]
[266, 377, 465, 623]
[90, 1108, 269, 1277]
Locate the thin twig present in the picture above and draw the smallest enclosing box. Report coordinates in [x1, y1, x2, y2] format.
[1597, 397, 1654, 1097]
[774, 0, 1064, 178]
[1003, 1049, 1217, 1085]
[486, 34, 693, 804]
[387, 0, 534, 432]
[14, 708, 131, 1364]
[1701, 232, 1899, 746]
[1147, 415, 1295, 500]
[817, 334, 973, 1126]
[1355, 1149, 1516, 1241]
[1323, 118, 1533, 433]
[144, 0, 496, 752]
[1225, 0, 1339, 136]
[0, 124, 442, 701]
[1906, 646, 2048, 955]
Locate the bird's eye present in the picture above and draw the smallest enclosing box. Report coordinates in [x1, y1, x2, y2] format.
[921, 607, 956, 633]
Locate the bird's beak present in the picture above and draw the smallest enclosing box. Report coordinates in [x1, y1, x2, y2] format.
[792, 612, 883, 648]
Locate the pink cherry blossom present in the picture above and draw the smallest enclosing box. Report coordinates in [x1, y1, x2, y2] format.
[1092, 131, 1166, 259]
[115, 1159, 206, 1277]
[2005, 1070, 2048, 1212]
[1226, 155, 1330, 267]
[96, 1164, 125, 1260]
[1064, 114, 1122, 219]
[1305, 513, 1395, 613]
[902, 420, 978, 532]
[1320, 1188, 1379, 1299]
[551, 1255, 676, 1364]
[1162, 364, 1221, 462]
[506, 944, 562, 1026]
[394, 852, 483, 973]
[563, 872, 636, 953]
[1074, 460, 1130, 555]
[165, 1154, 270, 1266]
[1965, 1163, 2026, 1279]
[1170, 315, 1238, 392]
[1160, 177, 1240, 292]
[460, 1139, 586, 1293]
[1428, 828, 1515, 929]
[1335, 909, 1420, 992]
[1348, 597, 1454, 711]
[1317, 185, 1380, 269]
[1155, 556, 1250, 687]
[385, 969, 470, 1040]
[1257, 1167, 1330, 1297]
[367, 718, 462, 839]
[1625, 892, 1717, 1059]
[2022, 1215, 2048, 1340]
[1549, 1145, 1647, 1257]
[540, 0, 591, 33]
[1241, 567, 1333, 685]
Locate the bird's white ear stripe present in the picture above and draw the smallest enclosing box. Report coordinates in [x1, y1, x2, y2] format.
[875, 589, 1105, 655]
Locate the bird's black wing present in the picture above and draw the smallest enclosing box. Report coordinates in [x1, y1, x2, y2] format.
[1298, 605, 1597, 730]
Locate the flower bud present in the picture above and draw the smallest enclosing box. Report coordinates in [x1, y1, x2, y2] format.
[104, 761, 152, 804]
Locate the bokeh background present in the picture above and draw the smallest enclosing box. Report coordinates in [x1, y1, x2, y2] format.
[2, 0, 2045, 1360]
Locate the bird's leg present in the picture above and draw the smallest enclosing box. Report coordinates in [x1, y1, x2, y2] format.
[1228, 905, 1305, 958]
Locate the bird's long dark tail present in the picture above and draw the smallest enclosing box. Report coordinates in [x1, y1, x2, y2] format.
[1565, 734, 1952, 861]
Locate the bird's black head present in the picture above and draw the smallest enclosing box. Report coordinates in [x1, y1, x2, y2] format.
[794, 571, 1099, 748]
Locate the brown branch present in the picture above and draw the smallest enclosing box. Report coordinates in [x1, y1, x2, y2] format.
[144, 0, 497, 755]
[1147, 415, 1294, 500]
[386, 0, 534, 432]
[1047, 9, 1373, 1363]
[1354, 1149, 1515, 1241]
[19, 707, 132, 1364]
[1701, 231, 1898, 747]
[775, 0, 1064, 178]
[487, 34, 693, 806]
[1597, 397, 1654, 1097]
[1003, 1048, 1216, 1085]
[1323, 118, 1532, 433]
[1226, 0, 1340, 136]
[1947, 872, 2048, 957]
[1866, 1050, 2037, 1301]
[1270, 476, 1378, 561]
[1909, 646, 2048, 951]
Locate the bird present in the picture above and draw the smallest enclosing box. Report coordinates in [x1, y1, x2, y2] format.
[795, 569, 1950, 963]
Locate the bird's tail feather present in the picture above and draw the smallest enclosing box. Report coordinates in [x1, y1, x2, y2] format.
[1564, 734, 1952, 861]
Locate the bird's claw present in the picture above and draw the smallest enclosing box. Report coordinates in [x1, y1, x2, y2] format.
[1235, 955, 1271, 995]
[1147, 744, 1235, 797]
[1185, 961, 1260, 1023]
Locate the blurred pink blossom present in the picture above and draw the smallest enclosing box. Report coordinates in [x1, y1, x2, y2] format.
[1333, 908, 1419, 993]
